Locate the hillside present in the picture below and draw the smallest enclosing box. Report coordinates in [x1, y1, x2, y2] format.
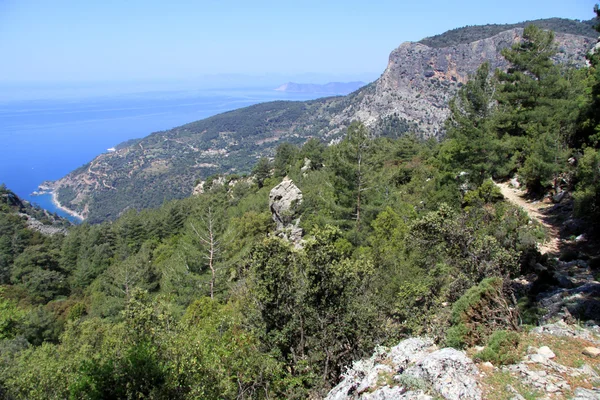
[419, 17, 597, 48]
[46, 19, 596, 223]
[2, 19, 600, 396]
[0, 185, 70, 236]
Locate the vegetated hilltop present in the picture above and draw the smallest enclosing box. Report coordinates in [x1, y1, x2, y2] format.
[274, 81, 366, 95]
[46, 18, 595, 223]
[418, 17, 597, 48]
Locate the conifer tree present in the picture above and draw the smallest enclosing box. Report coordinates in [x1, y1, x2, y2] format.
[443, 62, 497, 183]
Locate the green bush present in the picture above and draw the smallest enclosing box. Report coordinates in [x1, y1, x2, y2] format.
[463, 179, 504, 208]
[474, 330, 521, 365]
[574, 148, 600, 220]
[446, 277, 519, 348]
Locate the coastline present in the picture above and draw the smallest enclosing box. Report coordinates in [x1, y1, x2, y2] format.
[51, 190, 84, 221]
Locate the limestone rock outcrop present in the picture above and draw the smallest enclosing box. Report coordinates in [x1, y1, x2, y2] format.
[326, 338, 481, 400]
[269, 177, 303, 246]
[331, 29, 594, 138]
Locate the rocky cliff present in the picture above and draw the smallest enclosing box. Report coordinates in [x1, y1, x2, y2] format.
[45, 22, 596, 222]
[331, 29, 594, 137]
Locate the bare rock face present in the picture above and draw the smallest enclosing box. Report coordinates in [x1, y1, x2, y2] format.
[405, 348, 481, 400]
[333, 29, 594, 138]
[192, 181, 205, 195]
[326, 338, 481, 400]
[18, 213, 67, 236]
[269, 177, 303, 246]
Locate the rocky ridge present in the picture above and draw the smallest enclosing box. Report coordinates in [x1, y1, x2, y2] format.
[17, 213, 67, 236]
[45, 23, 595, 222]
[326, 337, 481, 400]
[334, 29, 594, 137]
[326, 322, 600, 400]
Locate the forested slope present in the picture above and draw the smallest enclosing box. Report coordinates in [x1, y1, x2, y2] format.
[1, 15, 600, 400]
[48, 19, 595, 223]
[419, 17, 597, 48]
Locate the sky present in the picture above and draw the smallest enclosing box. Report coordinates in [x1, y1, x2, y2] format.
[0, 0, 597, 87]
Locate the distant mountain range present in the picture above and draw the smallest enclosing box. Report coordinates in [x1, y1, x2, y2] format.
[45, 18, 598, 223]
[274, 82, 365, 95]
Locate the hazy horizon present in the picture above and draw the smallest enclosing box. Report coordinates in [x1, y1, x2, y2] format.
[0, 0, 596, 100]
[0, 72, 379, 102]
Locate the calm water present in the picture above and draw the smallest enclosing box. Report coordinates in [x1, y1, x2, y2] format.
[0, 88, 325, 221]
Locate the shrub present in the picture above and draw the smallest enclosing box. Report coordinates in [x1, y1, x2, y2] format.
[463, 179, 504, 208]
[574, 148, 600, 220]
[474, 330, 521, 365]
[446, 277, 519, 348]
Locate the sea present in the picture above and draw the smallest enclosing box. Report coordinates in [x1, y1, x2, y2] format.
[0, 88, 326, 223]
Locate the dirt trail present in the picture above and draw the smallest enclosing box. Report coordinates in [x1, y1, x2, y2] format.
[494, 181, 560, 255]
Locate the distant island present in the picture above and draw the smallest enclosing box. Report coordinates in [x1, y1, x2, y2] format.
[275, 81, 365, 95]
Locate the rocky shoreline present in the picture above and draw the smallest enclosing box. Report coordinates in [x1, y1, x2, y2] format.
[31, 182, 85, 221]
[50, 190, 84, 221]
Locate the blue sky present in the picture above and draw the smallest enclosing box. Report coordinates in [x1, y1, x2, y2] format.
[0, 0, 597, 85]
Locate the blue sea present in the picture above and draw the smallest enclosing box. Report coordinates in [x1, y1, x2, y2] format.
[0, 88, 326, 222]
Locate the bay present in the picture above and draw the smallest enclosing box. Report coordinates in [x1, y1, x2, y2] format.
[0, 88, 326, 221]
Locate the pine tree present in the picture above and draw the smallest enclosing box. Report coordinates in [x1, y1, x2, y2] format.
[443, 62, 497, 183]
[495, 25, 577, 191]
[330, 122, 375, 231]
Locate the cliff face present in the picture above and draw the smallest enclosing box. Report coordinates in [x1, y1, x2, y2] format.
[332, 29, 594, 137]
[46, 28, 595, 222]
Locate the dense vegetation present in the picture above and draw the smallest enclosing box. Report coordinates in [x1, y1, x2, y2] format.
[53, 18, 595, 224]
[1, 12, 600, 400]
[419, 17, 597, 48]
[55, 92, 364, 224]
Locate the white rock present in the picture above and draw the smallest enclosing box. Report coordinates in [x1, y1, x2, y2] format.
[363, 387, 433, 400]
[528, 354, 548, 364]
[510, 176, 521, 189]
[537, 346, 556, 359]
[546, 383, 560, 393]
[572, 387, 600, 399]
[406, 348, 481, 400]
[269, 177, 304, 247]
[326, 338, 481, 400]
[356, 364, 393, 395]
[583, 347, 600, 358]
[388, 338, 435, 369]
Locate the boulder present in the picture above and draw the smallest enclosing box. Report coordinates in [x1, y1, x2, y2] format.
[300, 158, 312, 174]
[269, 177, 303, 246]
[572, 387, 600, 399]
[269, 177, 302, 228]
[552, 190, 566, 203]
[582, 347, 600, 358]
[326, 339, 481, 400]
[510, 175, 521, 189]
[363, 387, 433, 400]
[388, 338, 437, 369]
[405, 348, 481, 400]
[537, 346, 556, 359]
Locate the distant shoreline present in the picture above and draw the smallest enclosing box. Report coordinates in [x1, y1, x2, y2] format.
[51, 191, 84, 221]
